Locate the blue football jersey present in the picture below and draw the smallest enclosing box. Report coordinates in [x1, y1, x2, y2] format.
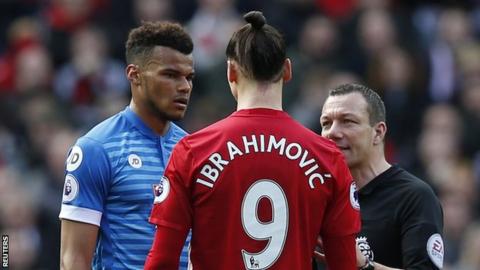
[59, 106, 190, 269]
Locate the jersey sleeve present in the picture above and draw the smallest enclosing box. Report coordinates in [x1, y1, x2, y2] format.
[58, 137, 111, 226]
[149, 139, 193, 233]
[399, 183, 444, 269]
[323, 233, 357, 270]
[321, 152, 361, 237]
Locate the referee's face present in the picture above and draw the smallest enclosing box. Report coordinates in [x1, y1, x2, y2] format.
[137, 46, 195, 121]
[320, 93, 376, 168]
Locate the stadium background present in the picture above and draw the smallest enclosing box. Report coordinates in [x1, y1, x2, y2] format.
[0, 0, 479, 269]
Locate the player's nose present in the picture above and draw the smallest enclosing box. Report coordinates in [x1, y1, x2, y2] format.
[324, 121, 343, 140]
[178, 77, 192, 93]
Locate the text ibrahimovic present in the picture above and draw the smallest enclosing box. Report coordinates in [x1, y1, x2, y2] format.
[195, 134, 331, 188]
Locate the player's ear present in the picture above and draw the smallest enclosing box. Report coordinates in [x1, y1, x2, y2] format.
[373, 121, 387, 145]
[227, 60, 238, 83]
[282, 58, 292, 83]
[126, 64, 141, 85]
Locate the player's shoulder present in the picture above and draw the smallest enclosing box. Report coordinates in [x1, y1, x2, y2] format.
[81, 109, 132, 143]
[391, 166, 438, 198]
[182, 117, 229, 141]
[168, 122, 188, 141]
[69, 110, 131, 155]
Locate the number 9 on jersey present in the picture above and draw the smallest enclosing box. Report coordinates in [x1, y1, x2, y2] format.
[241, 180, 289, 270]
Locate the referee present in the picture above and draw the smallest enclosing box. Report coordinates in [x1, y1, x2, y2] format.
[320, 83, 444, 269]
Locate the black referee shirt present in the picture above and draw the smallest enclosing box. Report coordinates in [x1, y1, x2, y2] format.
[357, 165, 444, 269]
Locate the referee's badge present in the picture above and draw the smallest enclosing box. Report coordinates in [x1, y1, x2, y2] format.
[427, 233, 444, 269]
[153, 176, 170, 204]
[350, 182, 360, 210]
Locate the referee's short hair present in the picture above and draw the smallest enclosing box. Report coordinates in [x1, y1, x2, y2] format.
[328, 83, 386, 126]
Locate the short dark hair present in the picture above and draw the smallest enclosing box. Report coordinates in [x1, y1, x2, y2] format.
[329, 83, 386, 126]
[226, 11, 286, 82]
[125, 21, 193, 65]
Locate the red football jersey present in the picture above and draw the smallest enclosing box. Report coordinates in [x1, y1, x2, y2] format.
[150, 108, 360, 269]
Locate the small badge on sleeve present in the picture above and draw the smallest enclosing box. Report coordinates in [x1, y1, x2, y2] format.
[356, 236, 374, 261]
[427, 233, 444, 269]
[153, 176, 170, 204]
[66, 146, 83, 172]
[62, 174, 79, 202]
[350, 182, 360, 210]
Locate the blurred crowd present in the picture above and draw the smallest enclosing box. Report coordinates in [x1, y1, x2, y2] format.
[0, 0, 479, 269]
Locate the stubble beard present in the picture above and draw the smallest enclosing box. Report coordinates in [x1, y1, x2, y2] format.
[145, 95, 185, 122]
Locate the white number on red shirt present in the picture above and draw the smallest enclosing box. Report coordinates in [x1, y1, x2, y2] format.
[241, 179, 288, 269]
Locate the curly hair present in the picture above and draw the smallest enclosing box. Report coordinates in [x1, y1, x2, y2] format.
[125, 21, 193, 65]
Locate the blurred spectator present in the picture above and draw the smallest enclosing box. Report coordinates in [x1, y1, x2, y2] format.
[286, 14, 342, 103]
[15, 46, 54, 95]
[296, 14, 340, 65]
[427, 8, 474, 103]
[342, 7, 399, 77]
[315, 0, 358, 19]
[0, 185, 42, 270]
[0, 166, 57, 270]
[366, 46, 428, 163]
[288, 68, 359, 132]
[288, 67, 332, 130]
[358, 8, 397, 57]
[440, 191, 474, 268]
[458, 78, 480, 159]
[0, 17, 44, 93]
[187, 0, 241, 72]
[53, 25, 128, 127]
[42, 0, 109, 65]
[18, 92, 70, 167]
[133, 0, 175, 22]
[455, 222, 480, 270]
[415, 104, 470, 190]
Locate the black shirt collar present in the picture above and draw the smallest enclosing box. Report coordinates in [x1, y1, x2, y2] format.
[358, 164, 401, 195]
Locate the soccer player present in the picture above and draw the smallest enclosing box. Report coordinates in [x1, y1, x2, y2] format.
[59, 22, 195, 270]
[320, 83, 444, 269]
[144, 11, 360, 270]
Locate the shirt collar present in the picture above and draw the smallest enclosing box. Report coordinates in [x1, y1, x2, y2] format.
[358, 165, 398, 195]
[122, 106, 173, 139]
[232, 108, 288, 117]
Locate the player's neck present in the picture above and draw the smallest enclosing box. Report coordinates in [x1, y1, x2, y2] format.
[236, 80, 283, 110]
[351, 155, 391, 190]
[129, 100, 170, 136]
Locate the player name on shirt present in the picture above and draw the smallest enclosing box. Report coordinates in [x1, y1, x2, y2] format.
[196, 134, 331, 189]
